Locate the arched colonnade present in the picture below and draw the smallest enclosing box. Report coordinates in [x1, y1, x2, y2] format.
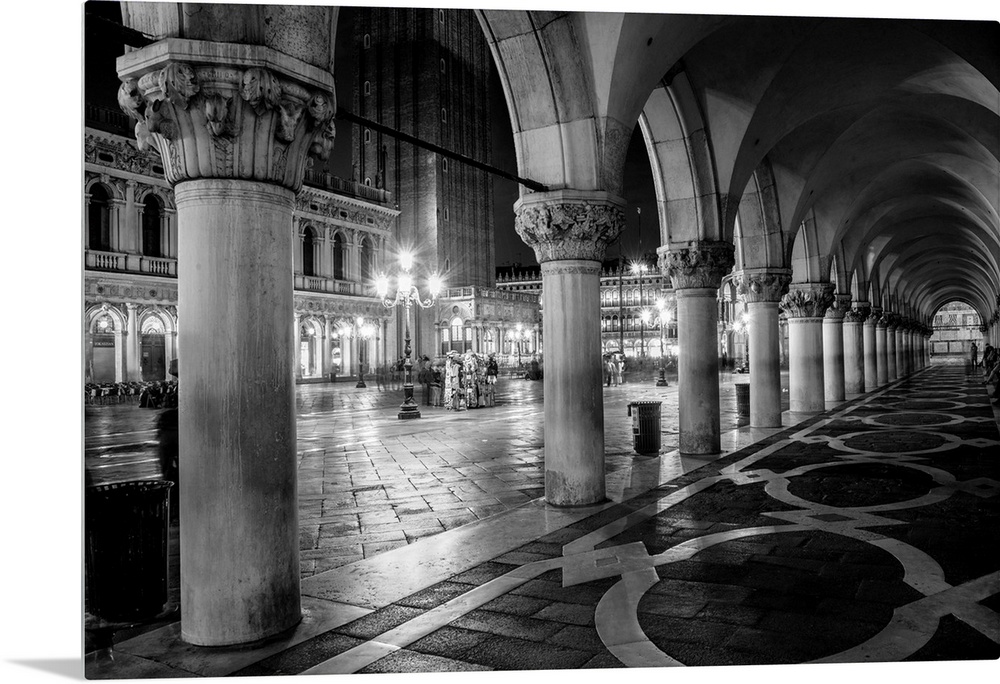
[113, 5, 1000, 646]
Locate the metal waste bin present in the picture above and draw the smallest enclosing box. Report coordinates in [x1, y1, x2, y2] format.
[735, 383, 750, 417]
[628, 401, 662, 454]
[85, 480, 173, 623]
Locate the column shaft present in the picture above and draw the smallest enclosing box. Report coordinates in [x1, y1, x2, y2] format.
[677, 288, 722, 452]
[863, 322, 877, 391]
[886, 326, 898, 380]
[747, 301, 782, 427]
[789, 318, 826, 412]
[176, 179, 300, 646]
[823, 316, 845, 402]
[843, 320, 864, 394]
[540, 261, 605, 505]
[896, 328, 906, 376]
[876, 324, 888, 385]
[126, 304, 141, 381]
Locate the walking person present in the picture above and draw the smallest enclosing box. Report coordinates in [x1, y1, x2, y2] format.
[971, 341, 978, 367]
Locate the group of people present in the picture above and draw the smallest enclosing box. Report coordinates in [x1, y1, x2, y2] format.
[436, 351, 499, 410]
[603, 353, 625, 386]
[979, 343, 1000, 402]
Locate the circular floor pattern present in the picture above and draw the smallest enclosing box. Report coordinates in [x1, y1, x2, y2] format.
[863, 412, 964, 428]
[785, 462, 935, 508]
[899, 391, 966, 400]
[891, 400, 964, 412]
[838, 429, 953, 454]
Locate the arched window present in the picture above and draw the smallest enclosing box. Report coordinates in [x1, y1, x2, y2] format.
[333, 232, 345, 280]
[612, 315, 619, 332]
[626, 290, 634, 306]
[612, 289, 619, 305]
[363, 33, 371, 49]
[88, 184, 112, 251]
[363, 80, 371, 95]
[141, 194, 162, 257]
[360, 237, 374, 282]
[303, 227, 317, 277]
[451, 316, 464, 351]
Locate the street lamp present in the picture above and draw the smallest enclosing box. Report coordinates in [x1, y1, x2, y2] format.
[631, 261, 649, 358]
[647, 297, 673, 386]
[337, 317, 377, 388]
[515, 322, 528, 367]
[376, 251, 443, 419]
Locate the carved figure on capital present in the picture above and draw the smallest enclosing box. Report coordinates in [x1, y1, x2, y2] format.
[779, 282, 835, 319]
[514, 201, 625, 263]
[119, 49, 336, 191]
[736, 270, 791, 303]
[664, 242, 735, 290]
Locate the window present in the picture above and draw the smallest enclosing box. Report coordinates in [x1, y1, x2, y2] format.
[441, 108, 447, 123]
[141, 194, 162, 258]
[360, 237, 374, 282]
[364, 128, 371, 143]
[444, 208, 450, 221]
[333, 232, 345, 280]
[440, 59, 446, 74]
[364, 177, 372, 186]
[88, 184, 112, 252]
[363, 80, 371, 95]
[442, 157, 448, 172]
[439, 9, 445, 23]
[363, 33, 371, 49]
[302, 227, 317, 277]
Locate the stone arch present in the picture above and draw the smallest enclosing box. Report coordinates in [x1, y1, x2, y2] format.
[86, 303, 126, 334]
[736, 157, 788, 270]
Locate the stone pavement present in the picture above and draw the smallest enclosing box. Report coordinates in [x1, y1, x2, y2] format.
[84, 366, 1000, 677]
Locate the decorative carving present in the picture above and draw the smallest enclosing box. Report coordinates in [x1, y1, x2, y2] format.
[158, 63, 199, 109]
[119, 43, 335, 191]
[736, 269, 790, 303]
[514, 200, 624, 263]
[779, 282, 835, 319]
[117, 78, 145, 121]
[276, 99, 304, 142]
[843, 309, 865, 323]
[539, 262, 602, 277]
[664, 241, 735, 290]
[203, 92, 233, 137]
[241, 68, 282, 115]
[85, 131, 163, 177]
[309, 120, 336, 161]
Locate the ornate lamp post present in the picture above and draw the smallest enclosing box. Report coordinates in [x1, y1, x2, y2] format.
[337, 317, 377, 388]
[648, 297, 673, 386]
[376, 252, 442, 419]
[631, 261, 649, 358]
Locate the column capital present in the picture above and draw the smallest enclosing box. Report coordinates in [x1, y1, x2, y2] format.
[513, 190, 625, 263]
[117, 38, 336, 193]
[662, 240, 735, 290]
[735, 268, 791, 303]
[883, 312, 900, 330]
[780, 282, 835, 319]
[824, 293, 853, 320]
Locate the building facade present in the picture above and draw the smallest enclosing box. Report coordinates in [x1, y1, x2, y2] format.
[84, 111, 400, 384]
[929, 301, 982, 360]
[353, 7, 496, 357]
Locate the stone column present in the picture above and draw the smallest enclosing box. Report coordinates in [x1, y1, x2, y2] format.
[843, 309, 865, 394]
[897, 321, 908, 377]
[875, 314, 889, 385]
[119, 39, 336, 646]
[823, 295, 849, 402]
[781, 283, 834, 412]
[885, 315, 898, 381]
[863, 310, 878, 391]
[924, 331, 932, 367]
[736, 269, 790, 427]
[125, 302, 141, 381]
[664, 242, 735, 453]
[514, 190, 624, 505]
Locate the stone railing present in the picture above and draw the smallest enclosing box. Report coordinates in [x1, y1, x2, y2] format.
[302, 169, 394, 205]
[140, 256, 176, 276]
[86, 250, 126, 271]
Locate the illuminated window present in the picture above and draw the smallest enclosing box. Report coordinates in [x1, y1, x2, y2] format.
[363, 80, 371, 95]
[363, 34, 371, 49]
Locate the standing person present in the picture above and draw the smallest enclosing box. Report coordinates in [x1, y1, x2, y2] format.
[613, 355, 623, 387]
[604, 355, 612, 387]
[971, 341, 978, 367]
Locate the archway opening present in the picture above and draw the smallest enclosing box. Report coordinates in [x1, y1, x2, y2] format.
[929, 301, 982, 365]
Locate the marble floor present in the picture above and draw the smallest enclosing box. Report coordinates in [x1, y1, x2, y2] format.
[83, 365, 1000, 678]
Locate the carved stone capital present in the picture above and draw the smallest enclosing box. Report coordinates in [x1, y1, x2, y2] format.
[664, 241, 735, 290]
[117, 38, 336, 192]
[823, 293, 853, 320]
[883, 312, 899, 329]
[513, 191, 625, 263]
[779, 282, 835, 319]
[735, 268, 791, 304]
[843, 309, 865, 323]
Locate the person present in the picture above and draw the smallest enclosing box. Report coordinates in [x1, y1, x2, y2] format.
[983, 344, 996, 373]
[604, 355, 613, 387]
[971, 341, 978, 367]
[486, 354, 498, 384]
[984, 354, 1000, 401]
[418, 356, 432, 405]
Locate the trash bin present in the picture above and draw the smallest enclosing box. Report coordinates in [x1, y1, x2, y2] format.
[628, 401, 662, 454]
[735, 383, 750, 417]
[85, 480, 173, 623]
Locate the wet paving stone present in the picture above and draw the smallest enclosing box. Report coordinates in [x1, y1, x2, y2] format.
[786, 461, 937, 507]
[904, 614, 1000, 661]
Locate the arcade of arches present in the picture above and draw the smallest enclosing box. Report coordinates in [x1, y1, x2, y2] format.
[110, 6, 999, 645]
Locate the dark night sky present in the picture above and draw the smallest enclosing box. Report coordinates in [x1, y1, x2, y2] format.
[83, 3, 659, 270]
